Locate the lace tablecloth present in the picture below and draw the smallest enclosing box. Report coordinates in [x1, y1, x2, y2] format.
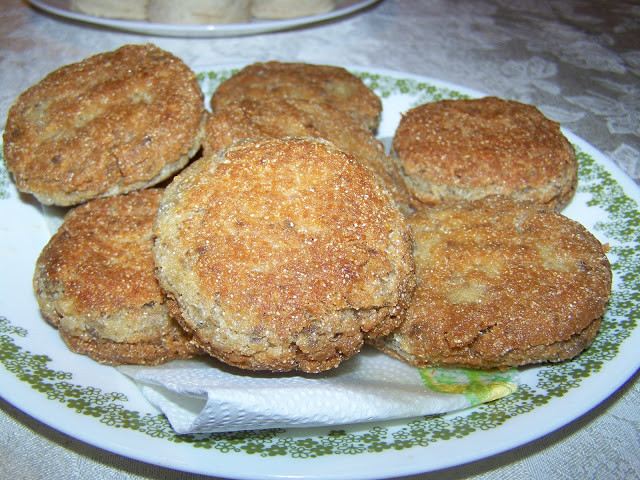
[1, 1, 639, 479]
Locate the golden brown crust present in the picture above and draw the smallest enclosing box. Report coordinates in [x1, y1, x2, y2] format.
[392, 97, 578, 210]
[369, 196, 612, 369]
[33, 189, 201, 365]
[154, 137, 416, 373]
[210, 61, 382, 132]
[59, 320, 200, 366]
[203, 97, 413, 212]
[3, 43, 206, 206]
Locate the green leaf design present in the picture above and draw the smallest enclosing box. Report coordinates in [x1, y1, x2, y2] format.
[1, 69, 638, 459]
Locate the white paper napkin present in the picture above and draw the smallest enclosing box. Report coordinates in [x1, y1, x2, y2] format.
[118, 346, 518, 434]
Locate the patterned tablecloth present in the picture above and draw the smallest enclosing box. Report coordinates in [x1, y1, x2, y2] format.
[1, 1, 638, 479]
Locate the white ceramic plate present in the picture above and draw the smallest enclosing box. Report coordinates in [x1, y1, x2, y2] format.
[27, 0, 379, 37]
[1, 66, 639, 480]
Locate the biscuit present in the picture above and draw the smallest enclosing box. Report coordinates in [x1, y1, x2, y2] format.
[369, 196, 612, 370]
[71, 0, 148, 20]
[147, 0, 252, 24]
[251, 0, 335, 19]
[210, 61, 382, 132]
[33, 189, 201, 366]
[203, 97, 414, 212]
[154, 137, 416, 373]
[3, 44, 206, 206]
[392, 97, 578, 210]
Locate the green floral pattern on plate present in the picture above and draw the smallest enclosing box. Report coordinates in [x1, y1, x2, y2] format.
[0, 68, 638, 458]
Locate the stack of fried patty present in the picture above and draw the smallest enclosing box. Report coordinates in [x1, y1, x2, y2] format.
[3, 44, 611, 372]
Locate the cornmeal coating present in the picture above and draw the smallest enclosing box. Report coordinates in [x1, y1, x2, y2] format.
[4, 43, 206, 206]
[210, 61, 382, 132]
[392, 97, 578, 210]
[33, 189, 201, 366]
[369, 196, 612, 370]
[154, 137, 416, 373]
[203, 97, 413, 212]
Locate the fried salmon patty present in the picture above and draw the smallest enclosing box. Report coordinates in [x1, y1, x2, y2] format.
[392, 97, 578, 210]
[4, 44, 206, 206]
[33, 189, 201, 365]
[369, 196, 611, 369]
[154, 137, 416, 373]
[210, 61, 382, 132]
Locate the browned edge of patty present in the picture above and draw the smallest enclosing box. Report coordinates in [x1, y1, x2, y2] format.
[392, 97, 578, 210]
